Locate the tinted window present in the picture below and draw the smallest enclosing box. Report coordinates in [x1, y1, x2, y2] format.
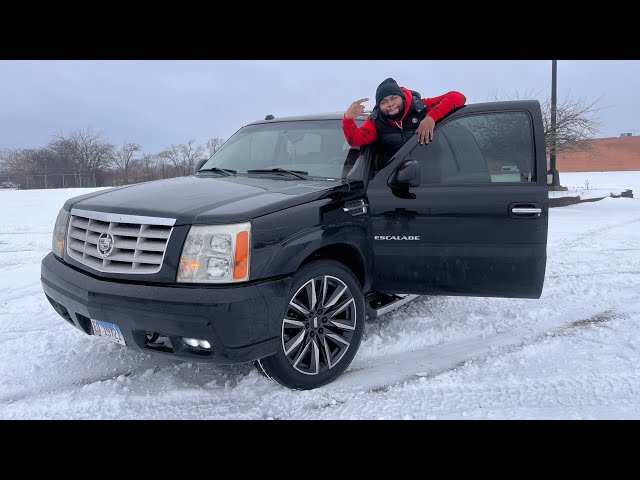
[410, 112, 535, 184]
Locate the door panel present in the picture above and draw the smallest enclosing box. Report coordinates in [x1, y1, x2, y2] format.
[367, 102, 548, 299]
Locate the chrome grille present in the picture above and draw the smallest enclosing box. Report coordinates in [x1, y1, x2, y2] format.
[66, 209, 175, 274]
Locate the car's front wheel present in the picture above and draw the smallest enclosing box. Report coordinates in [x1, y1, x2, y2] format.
[255, 260, 365, 390]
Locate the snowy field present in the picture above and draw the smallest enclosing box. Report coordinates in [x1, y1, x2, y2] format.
[1, 171, 639, 419]
[549, 170, 638, 200]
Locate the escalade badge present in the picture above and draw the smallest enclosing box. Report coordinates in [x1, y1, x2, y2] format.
[374, 236, 420, 241]
[97, 232, 115, 257]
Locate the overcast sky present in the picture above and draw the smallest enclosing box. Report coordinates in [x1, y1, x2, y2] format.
[1, 60, 638, 155]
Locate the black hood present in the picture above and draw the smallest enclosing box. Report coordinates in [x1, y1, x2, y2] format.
[66, 175, 346, 225]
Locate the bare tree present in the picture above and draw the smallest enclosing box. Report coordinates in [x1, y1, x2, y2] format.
[490, 90, 606, 154]
[158, 144, 183, 176]
[158, 139, 204, 177]
[182, 139, 204, 174]
[49, 127, 114, 174]
[541, 95, 605, 154]
[155, 154, 173, 179]
[138, 153, 158, 182]
[205, 137, 225, 157]
[2, 128, 228, 186]
[0, 147, 61, 189]
[111, 143, 141, 184]
[0, 148, 38, 175]
[0, 149, 8, 174]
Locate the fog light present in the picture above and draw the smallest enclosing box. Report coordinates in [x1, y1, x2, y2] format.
[183, 338, 199, 347]
[183, 337, 212, 350]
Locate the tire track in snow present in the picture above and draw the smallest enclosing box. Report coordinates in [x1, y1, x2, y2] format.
[307, 312, 640, 417]
[0, 359, 254, 407]
[547, 271, 640, 279]
[311, 310, 626, 400]
[0, 286, 47, 306]
[552, 216, 640, 251]
[0, 366, 156, 405]
[4, 306, 635, 418]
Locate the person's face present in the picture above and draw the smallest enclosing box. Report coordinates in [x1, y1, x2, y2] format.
[379, 94, 404, 116]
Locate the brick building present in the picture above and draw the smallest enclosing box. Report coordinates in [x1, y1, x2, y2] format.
[556, 136, 640, 172]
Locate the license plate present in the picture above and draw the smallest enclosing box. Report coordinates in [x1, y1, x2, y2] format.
[91, 319, 126, 346]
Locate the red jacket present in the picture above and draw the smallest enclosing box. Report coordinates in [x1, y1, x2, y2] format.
[342, 86, 466, 146]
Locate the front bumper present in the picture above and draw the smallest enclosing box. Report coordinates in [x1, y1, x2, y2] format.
[41, 252, 291, 364]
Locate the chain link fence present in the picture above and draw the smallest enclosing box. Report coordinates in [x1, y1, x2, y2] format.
[0, 174, 97, 190]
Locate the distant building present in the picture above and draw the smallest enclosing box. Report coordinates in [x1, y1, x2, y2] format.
[555, 136, 640, 172]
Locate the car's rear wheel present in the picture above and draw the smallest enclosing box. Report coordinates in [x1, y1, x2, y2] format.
[255, 260, 364, 390]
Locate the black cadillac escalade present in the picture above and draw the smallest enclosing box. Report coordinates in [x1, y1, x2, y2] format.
[41, 100, 548, 390]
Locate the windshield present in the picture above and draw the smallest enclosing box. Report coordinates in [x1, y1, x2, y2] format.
[199, 120, 366, 180]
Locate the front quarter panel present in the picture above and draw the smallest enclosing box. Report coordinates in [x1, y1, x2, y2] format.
[251, 196, 370, 283]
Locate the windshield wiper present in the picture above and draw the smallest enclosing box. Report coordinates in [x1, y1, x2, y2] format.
[198, 167, 237, 176]
[246, 168, 308, 179]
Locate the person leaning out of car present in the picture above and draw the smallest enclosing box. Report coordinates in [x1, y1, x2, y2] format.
[342, 77, 466, 167]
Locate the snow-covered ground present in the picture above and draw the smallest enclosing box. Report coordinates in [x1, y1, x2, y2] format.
[1, 172, 639, 419]
[549, 170, 637, 200]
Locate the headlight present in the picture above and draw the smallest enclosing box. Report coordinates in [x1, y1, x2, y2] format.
[52, 208, 70, 258]
[177, 222, 251, 283]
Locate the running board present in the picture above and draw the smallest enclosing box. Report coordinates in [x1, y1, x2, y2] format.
[365, 294, 419, 320]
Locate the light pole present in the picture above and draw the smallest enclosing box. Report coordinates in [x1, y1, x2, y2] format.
[548, 60, 561, 188]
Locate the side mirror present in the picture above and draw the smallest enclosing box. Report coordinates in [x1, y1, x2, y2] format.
[390, 160, 420, 188]
[195, 158, 208, 173]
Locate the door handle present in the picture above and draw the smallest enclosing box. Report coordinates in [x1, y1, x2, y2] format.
[509, 203, 543, 218]
[512, 207, 542, 214]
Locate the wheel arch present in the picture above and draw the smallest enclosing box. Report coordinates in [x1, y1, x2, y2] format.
[299, 244, 366, 289]
[258, 225, 371, 291]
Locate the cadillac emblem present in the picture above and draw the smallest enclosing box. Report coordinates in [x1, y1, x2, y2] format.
[97, 232, 115, 258]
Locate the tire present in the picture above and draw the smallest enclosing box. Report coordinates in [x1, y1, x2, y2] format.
[255, 260, 365, 390]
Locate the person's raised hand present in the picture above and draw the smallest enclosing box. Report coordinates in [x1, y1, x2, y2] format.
[344, 98, 369, 120]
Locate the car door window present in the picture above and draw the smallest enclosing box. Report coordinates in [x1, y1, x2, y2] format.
[411, 112, 535, 184]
